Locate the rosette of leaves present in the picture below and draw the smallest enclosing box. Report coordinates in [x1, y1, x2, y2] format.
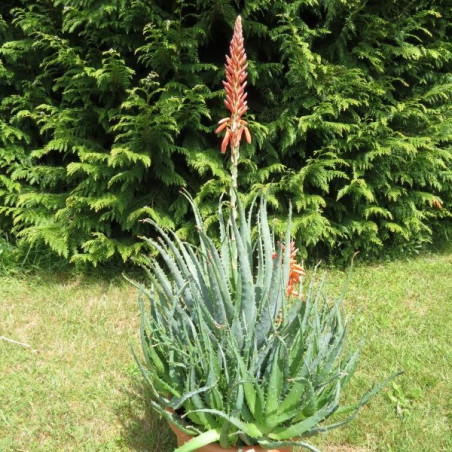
[133, 192, 399, 451]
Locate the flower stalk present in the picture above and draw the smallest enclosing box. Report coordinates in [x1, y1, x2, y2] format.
[216, 15, 251, 217]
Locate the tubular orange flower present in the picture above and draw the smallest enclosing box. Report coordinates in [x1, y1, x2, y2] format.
[216, 15, 251, 154]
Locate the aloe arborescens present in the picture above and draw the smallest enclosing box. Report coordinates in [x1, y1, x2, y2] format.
[135, 15, 400, 452]
[135, 192, 398, 451]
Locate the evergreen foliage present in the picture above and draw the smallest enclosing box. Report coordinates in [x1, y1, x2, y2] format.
[0, 0, 450, 265]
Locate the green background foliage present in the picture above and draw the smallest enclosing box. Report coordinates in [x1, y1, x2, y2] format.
[0, 0, 450, 265]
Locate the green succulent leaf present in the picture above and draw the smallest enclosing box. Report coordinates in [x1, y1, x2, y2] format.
[136, 193, 399, 448]
[174, 429, 221, 452]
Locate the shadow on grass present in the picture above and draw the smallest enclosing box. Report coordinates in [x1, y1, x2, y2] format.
[116, 379, 177, 452]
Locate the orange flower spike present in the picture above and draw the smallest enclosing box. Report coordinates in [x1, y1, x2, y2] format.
[216, 16, 251, 153]
[272, 241, 305, 297]
[287, 242, 305, 297]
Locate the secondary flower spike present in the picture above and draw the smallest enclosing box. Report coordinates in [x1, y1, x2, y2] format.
[286, 242, 306, 297]
[216, 15, 251, 153]
[273, 242, 306, 298]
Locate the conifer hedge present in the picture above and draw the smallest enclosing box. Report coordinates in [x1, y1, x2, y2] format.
[0, 0, 450, 265]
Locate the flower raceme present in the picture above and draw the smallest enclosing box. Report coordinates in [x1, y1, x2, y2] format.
[215, 15, 251, 153]
[273, 242, 306, 297]
[287, 242, 306, 297]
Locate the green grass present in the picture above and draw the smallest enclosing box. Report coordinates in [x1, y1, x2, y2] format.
[0, 252, 451, 451]
[307, 252, 452, 452]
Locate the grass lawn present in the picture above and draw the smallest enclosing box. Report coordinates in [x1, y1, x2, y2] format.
[1, 252, 451, 451]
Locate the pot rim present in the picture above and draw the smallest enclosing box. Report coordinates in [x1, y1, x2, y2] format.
[168, 421, 292, 452]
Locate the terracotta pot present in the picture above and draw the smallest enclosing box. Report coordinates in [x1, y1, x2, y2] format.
[168, 422, 292, 452]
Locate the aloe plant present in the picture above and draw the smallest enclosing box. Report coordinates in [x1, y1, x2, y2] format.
[133, 15, 400, 451]
[133, 191, 399, 452]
